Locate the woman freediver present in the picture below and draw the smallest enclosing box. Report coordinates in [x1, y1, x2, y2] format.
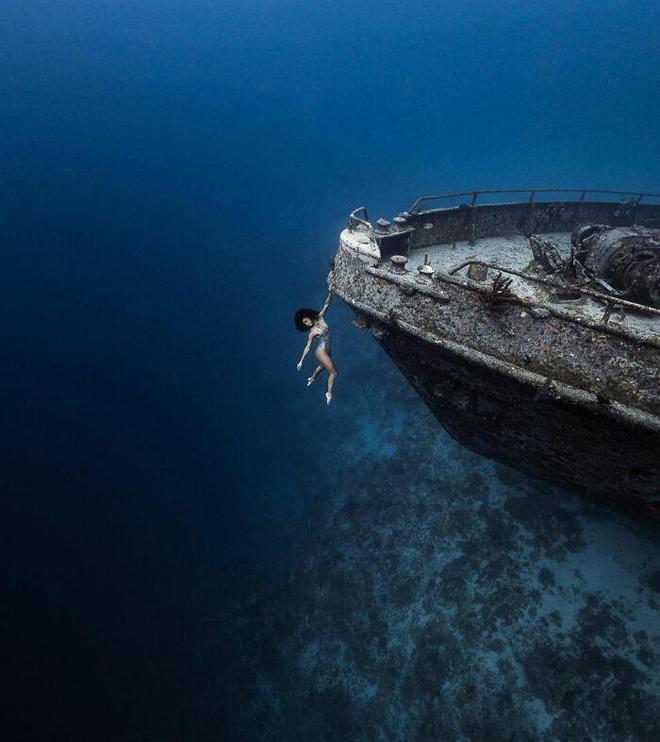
[295, 291, 338, 405]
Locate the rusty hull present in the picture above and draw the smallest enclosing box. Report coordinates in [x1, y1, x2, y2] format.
[332, 197, 660, 519]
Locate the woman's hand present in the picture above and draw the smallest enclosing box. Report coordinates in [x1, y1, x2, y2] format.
[296, 361, 303, 371]
[318, 290, 332, 318]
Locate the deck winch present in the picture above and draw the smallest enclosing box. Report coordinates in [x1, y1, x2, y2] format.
[572, 226, 660, 308]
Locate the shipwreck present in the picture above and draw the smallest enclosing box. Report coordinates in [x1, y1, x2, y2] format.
[331, 189, 660, 519]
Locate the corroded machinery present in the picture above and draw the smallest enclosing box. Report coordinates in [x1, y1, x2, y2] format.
[573, 225, 660, 308]
[331, 189, 660, 519]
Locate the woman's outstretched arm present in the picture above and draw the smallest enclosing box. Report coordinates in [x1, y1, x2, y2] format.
[296, 331, 315, 371]
[318, 290, 332, 318]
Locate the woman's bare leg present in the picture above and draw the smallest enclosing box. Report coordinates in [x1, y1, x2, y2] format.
[307, 364, 324, 386]
[315, 348, 337, 405]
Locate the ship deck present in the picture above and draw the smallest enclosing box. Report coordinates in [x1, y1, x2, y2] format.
[409, 233, 659, 338]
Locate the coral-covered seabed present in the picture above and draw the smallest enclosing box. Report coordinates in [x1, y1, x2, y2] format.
[203, 308, 659, 741]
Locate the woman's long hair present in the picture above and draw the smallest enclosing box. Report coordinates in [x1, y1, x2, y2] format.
[294, 308, 319, 332]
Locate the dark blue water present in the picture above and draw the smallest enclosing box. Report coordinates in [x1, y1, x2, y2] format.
[2, 2, 658, 740]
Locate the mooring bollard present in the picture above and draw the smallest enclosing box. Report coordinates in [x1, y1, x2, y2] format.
[390, 255, 409, 274]
[416, 263, 435, 284]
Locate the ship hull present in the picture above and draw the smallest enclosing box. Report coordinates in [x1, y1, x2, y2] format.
[375, 325, 659, 518]
[332, 225, 660, 520]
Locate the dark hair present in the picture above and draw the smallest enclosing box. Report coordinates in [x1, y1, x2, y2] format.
[294, 308, 319, 332]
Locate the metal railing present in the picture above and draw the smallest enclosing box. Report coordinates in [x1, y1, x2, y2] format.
[348, 206, 372, 230]
[408, 189, 660, 214]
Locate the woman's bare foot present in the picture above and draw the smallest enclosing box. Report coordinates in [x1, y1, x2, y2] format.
[326, 392, 332, 405]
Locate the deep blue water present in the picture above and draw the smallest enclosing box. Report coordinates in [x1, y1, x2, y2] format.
[1, 2, 659, 740]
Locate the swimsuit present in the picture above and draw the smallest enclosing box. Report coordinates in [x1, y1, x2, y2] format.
[314, 325, 331, 353]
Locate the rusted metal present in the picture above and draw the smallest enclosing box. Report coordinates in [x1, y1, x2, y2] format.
[416, 263, 435, 285]
[348, 206, 372, 231]
[335, 288, 660, 435]
[334, 192, 660, 516]
[529, 234, 564, 272]
[573, 226, 660, 308]
[601, 301, 615, 324]
[365, 262, 658, 347]
[467, 263, 488, 281]
[389, 255, 408, 274]
[447, 259, 660, 318]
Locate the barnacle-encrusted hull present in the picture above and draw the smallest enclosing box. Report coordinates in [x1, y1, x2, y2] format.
[333, 193, 660, 519]
[377, 325, 658, 518]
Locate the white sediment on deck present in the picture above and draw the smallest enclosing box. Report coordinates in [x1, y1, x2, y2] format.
[409, 233, 660, 338]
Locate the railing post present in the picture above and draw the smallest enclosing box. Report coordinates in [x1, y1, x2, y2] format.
[526, 192, 536, 233]
[466, 192, 478, 245]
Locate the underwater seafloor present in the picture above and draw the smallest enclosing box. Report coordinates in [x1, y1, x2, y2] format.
[195, 304, 660, 741]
